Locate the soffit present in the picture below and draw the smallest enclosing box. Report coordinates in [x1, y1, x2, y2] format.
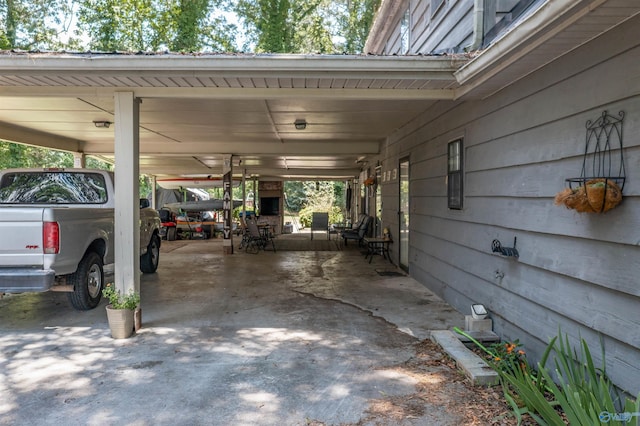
[455, 0, 640, 99]
[0, 0, 638, 181]
[0, 54, 465, 180]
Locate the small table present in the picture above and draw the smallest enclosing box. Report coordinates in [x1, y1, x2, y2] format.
[363, 237, 392, 264]
[257, 224, 276, 251]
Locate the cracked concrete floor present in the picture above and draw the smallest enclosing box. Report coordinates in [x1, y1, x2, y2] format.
[0, 238, 465, 425]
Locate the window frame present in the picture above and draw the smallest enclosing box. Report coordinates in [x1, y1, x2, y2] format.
[400, 8, 410, 54]
[447, 138, 463, 210]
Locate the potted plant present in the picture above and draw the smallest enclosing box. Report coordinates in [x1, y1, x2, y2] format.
[102, 283, 140, 339]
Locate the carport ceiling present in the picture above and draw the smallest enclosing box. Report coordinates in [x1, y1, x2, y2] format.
[0, 54, 466, 180]
[1, 0, 637, 181]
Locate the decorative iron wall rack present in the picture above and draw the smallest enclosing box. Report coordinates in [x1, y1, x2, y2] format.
[566, 110, 626, 192]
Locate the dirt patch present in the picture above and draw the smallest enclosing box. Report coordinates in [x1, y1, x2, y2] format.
[308, 339, 538, 425]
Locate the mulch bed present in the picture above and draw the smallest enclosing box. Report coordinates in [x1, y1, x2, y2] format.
[353, 339, 539, 425]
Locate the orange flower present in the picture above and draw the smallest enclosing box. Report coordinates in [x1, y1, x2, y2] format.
[518, 350, 526, 355]
[494, 357, 501, 361]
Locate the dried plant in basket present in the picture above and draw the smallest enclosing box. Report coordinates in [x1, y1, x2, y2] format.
[555, 179, 622, 213]
[585, 179, 622, 212]
[554, 186, 595, 213]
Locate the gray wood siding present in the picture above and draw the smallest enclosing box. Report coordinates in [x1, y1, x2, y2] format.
[411, 0, 474, 53]
[378, 15, 640, 395]
[381, 0, 475, 55]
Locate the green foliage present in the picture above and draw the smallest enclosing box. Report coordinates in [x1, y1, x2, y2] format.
[298, 204, 342, 228]
[283, 181, 306, 212]
[102, 283, 139, 309]
[337, 0, 381, 53]
[233, 0, 376, 53]
[454, 327, 640, 426]
[76, 0, 237, 52]
[0, 140, 73, 168]
[0, 0, 74, 50]
[285, 180, 347, 227]
[170, 0, 209, 51]
[1, 0, 378, 53]
[488, 340, 529, 377]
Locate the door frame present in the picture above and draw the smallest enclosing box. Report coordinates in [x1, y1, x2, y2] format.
[398, 156, 410, 271]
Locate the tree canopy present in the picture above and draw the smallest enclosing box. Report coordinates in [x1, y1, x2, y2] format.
[1, 0, 380, 53]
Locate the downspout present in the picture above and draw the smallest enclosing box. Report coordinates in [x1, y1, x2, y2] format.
[470, 0, 485, 50]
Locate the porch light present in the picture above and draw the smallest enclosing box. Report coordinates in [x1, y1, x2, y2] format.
[294, 119, 307, 130]
[93, 120, 112, 128]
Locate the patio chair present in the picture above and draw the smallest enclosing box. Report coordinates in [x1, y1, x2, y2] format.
[244, 218, 265, 253]
[245, 218, 276, 253]
[341, 215, 372, 246]
[237, 217, 251, 250]
[349, 213, 367, 231]
[310, 212, 329, 240]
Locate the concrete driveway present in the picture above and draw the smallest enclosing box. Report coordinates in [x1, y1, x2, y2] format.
[0, 239, 465, 425]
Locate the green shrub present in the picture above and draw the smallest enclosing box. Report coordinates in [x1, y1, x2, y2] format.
[298, 206, 344, 228]
[454, 327, 639, 425]
[102, 283, 139, 310]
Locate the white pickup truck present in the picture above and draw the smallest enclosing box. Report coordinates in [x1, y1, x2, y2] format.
[0, 168, 161, 310]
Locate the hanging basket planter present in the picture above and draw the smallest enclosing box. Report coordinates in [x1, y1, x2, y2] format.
[556, 110, 626, 214]
[585, 178, 622, 212]
[555, 178, 622, 213]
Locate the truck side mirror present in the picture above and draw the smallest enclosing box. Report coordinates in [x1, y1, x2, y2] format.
[139, 198, 150, 209]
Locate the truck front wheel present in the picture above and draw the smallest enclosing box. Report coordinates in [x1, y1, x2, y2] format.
[140, 234, 160, 273]
[67, 251, 104, 310]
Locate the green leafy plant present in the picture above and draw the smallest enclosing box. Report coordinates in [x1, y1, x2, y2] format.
[102, 283, 140, 310]
[454, 327, 639, 425]
[488, 340, 528, 373]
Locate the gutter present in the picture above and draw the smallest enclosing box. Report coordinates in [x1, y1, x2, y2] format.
[454, 0, 608, 85]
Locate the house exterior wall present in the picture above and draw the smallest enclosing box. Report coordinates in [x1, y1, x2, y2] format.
[410, 0, 474, 53]
[377, 0, 474, 54]
[371, 0, 542, 55]
[377, 14, 640, 395]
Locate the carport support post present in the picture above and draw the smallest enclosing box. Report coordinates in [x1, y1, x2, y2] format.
[113, 92, 141, 301]
[150, 175, 157, 209]
[73, 152, 85, 168]
[223, 154, 233, 255]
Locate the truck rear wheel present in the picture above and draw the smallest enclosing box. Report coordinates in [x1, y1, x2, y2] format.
[67, 251, 104, 311]
[141, 234, 160, 273]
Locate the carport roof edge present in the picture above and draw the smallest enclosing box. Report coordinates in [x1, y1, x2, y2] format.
[0, 51, 467, 80]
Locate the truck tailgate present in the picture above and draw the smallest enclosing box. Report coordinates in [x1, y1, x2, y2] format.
[0, 207, 45, 267]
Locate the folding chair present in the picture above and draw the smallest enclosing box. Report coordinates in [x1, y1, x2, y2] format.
[244, 218, 265, 253]
[237, 217, 251, 250]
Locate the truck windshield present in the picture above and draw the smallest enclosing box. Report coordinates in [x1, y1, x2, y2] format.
[0, 172, 108, 204]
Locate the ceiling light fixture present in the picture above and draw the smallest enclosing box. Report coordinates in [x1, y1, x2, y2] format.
[93, 120, 112, 128]
[294, 119, 307, 130]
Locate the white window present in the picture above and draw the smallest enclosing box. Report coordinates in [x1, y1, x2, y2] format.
[447, 139, 463, 209]
[400, 9, 410, 54]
